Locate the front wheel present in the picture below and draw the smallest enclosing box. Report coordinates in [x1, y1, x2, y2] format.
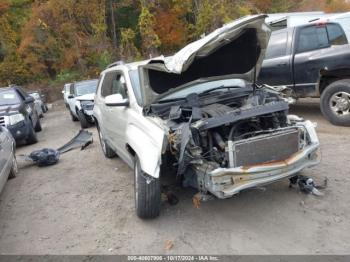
[70, 110, 79, 122]
[26, 121, 38, 145]
[8, 156, 18, 179]
[320, 79, 350, 126]
[77, 110, 90, 129]
[134, 156, 161, 219]
[34, 119, 42, 132]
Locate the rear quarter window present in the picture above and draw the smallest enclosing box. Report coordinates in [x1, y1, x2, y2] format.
[327, 23, 348, 45]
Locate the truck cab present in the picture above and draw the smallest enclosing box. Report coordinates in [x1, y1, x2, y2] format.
[259, 22, 350, 126]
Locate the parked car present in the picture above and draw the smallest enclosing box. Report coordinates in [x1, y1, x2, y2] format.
[0, 86, 41, 144]
[62, 83, 72, 108]
[28, 91, 48, 114]
[0, 126, 17, 194]
[94, 15, 320, 219]
[259, 21, 350, 126]
[28, 91, 44, 118]
[67, 79, 98, 128]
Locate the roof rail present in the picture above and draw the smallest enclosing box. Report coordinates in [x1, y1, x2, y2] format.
[107, 60, 125, 68]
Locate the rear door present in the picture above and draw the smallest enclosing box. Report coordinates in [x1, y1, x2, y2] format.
[259, 30, 293, 86]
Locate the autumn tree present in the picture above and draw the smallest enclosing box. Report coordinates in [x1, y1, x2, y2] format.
[120, 28, 140, 61]
[138, 4, 161, 57]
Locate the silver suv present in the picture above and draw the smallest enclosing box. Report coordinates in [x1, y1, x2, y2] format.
[94, 15, 320, 219]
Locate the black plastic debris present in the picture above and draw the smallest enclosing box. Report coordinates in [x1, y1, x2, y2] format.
[25, 130, 93, 167]
[27, 148, 60, 167]
[57, 129, 93, 153]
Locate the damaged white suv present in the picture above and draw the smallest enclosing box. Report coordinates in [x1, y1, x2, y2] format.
[94, 15, 320, 219]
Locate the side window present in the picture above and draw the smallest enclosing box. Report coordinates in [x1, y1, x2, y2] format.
[101, 72, 128, 98]
[69, 84, 74, 95]
[265, 32, 288, 59]
[297, 26, 329, 53]
[327, 24, 348, 45]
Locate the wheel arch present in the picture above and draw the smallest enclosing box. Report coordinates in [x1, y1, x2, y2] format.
[125, 124, 167, 178]
[318, 68, 350, 95]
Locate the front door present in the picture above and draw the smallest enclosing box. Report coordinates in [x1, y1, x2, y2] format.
[99, 71, 131, 164]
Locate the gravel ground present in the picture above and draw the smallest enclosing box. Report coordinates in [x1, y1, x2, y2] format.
[0, 98, 349, 255]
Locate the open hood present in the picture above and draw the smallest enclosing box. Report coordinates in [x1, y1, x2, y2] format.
[139, 14, 270, 106]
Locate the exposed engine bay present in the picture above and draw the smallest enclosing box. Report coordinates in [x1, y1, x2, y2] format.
[146, 85, 319, 198]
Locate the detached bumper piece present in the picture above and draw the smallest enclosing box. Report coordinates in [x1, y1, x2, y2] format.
[25, 130, 93, 167]
[57, 129, 93, 153]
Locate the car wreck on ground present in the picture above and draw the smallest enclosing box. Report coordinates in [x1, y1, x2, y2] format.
[94, 14, 320, 219]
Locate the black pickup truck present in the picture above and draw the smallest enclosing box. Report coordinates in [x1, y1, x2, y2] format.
[259, 21, 350, 126]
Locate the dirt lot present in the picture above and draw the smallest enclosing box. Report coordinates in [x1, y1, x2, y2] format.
[0, 99, 349, 255]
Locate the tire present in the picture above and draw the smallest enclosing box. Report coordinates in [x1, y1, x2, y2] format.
[26, 121, 38, 145]
[70, 110, 79, 122]
[97, 125, 116, 158]
[8, 156, 18, 179]
[42, 105, 47, 113]
[78, 110, 91, 129]
[320, 79, 350, 126]
[134, 156, 161, 219]
[34, 119, 42, 132]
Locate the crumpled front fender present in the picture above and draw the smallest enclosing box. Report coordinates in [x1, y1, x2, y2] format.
[126, 122, 167, 178]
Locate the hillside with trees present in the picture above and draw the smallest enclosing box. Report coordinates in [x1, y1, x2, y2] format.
[1, 0, 350, 87]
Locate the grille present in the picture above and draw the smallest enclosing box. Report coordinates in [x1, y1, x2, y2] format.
[0, 116, 5, 126]
[233, 128, 300, 167]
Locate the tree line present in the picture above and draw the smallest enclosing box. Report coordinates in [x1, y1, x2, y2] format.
[0, 0, 349, 86]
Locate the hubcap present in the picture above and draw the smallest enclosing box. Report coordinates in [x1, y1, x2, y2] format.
[330, 91, 350, 115]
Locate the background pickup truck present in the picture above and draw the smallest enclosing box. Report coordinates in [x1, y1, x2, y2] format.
[259, 21, 350, 126]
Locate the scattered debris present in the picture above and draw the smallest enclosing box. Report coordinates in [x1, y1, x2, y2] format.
[23, 130, 93, 167]
[166, 192, 179, 206]
[192, 194, 201, 209]
[57, 129, 93, 153]
[164, 240, 174, 251]
[289, 175, 327, 196]
[192, 192, 214, 209]
[27, 148, 60, 167]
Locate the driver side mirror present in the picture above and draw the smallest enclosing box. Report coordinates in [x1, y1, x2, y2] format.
[25, 96, 34, 104]
[105, 94, 129, 107]
[68, 94, 74, 99]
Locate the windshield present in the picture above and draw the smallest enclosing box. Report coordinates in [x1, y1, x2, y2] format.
[0, 89, 21, 105]
[159, 79, 248, 101]
[75, 80, 98, 96]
